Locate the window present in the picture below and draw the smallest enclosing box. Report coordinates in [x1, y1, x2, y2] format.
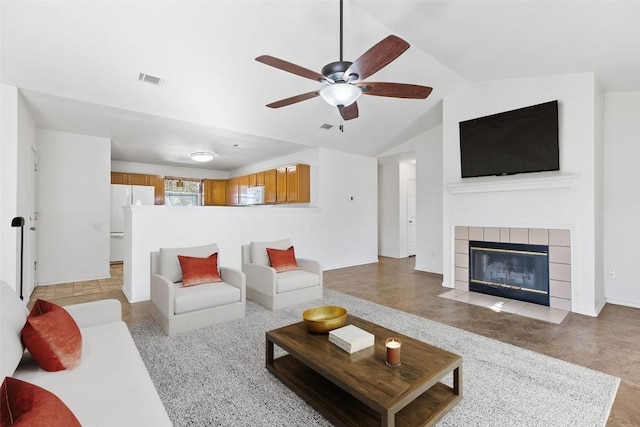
[164, 179, 202, 206]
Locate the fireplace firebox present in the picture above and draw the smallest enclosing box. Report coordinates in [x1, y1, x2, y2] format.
[469, 240, 550, 306]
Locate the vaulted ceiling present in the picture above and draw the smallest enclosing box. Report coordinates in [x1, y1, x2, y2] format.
[2, 1, 639, 171]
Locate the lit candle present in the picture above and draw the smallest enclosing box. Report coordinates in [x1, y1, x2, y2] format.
[385, 338, 401, 367]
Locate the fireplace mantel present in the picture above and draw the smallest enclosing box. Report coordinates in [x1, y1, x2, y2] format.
[446, 173, 579, 194]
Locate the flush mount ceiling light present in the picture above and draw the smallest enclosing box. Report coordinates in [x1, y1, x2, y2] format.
[190, 151, 216, 162]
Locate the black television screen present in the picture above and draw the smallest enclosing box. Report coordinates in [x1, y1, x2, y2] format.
[459, 100, 559, 178]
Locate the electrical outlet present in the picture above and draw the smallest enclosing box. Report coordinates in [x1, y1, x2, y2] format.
[608, 270, 616, 279]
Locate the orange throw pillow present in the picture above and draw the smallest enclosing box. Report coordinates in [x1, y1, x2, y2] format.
[178, 253, 222, 287]
[0, 377, 81, 426]
[266, 246, 300, 272]
[21, 299, 82, 372]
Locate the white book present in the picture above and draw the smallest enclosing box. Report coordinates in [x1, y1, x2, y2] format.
[329, 325, 374, 354]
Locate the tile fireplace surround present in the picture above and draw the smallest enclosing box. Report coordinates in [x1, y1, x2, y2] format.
[453, 226, 572, 312]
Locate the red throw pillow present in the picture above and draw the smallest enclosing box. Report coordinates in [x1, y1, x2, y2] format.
[266, 246, 300, 272]
[178, 253, 222, 287]
[21, 300, 82, 372]
[0, 377, 81, 426]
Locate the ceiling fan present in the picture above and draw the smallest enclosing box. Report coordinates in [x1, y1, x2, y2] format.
[255, 0, 433, 121]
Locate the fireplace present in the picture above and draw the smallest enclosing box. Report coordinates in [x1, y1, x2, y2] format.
[469, 240, 550, 306]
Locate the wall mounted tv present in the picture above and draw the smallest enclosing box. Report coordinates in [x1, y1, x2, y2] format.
[459, 100, 559, 178]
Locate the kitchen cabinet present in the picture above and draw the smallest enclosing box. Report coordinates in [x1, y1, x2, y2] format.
[203, 179, 226, 206]
[226, 177, 239, 205]
[111, 172, 128, 185]
[264, 169, 277, 204]
[148, 175, 165, 205]
[249, 173, 257, 187]
[238, 175, 249, 204]
[276, 168, 287, 203]
[286, 164, 310, 203]
[128, 173, 149, 186]
[255, 171, 265, 186]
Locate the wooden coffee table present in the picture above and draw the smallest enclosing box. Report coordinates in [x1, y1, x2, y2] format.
[266, 315, 462, 427]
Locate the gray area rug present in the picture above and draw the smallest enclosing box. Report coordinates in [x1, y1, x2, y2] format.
[130, 289, 619, 426]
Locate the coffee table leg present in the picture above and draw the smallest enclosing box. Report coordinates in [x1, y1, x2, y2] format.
[266, 335, 274, 368]
[382, 411, 395, 427]
[453, 365, 462, 396]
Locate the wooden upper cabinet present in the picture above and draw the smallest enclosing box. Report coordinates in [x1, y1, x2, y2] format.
[111, 172, 128, 185]
[226, 177, 239, 205]
[203, 179, 226, 206]
[264, 169, 277, 204]
[255, 171, 265, 187]
[148, 175, 165, 205]
[128, 173, 149, 186]
[248, 173, 257, 188]
[276, 168, 287, 203]
[287, 164, 310, 203]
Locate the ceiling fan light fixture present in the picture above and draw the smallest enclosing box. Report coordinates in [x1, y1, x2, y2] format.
[319, 83, 362, 107]
[190, 151, 216, 162]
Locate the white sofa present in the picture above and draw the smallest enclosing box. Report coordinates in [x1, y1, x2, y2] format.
[1, 281, 171, 427]
[241, 239, 322, 310]
[150, 243, 246, 336]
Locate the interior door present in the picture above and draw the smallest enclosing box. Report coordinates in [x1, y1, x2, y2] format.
[407, 179, 417, 256]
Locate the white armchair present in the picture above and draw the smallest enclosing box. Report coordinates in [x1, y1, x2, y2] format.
[241, 239, 322, 310]
[150, 243, 245, 336]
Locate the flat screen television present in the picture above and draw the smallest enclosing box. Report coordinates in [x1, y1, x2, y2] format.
[459, 100, 559, 178]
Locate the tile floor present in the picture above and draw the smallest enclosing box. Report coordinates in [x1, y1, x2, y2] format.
[438, 289, 570, 324]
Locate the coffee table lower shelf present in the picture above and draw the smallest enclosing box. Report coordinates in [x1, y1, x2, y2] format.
[268, 354, 460, 427]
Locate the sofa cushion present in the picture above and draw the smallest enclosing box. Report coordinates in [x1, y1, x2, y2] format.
[14, 320, 172, 426]
[174, 281, 242, 315]
[21, 300, 82, 372]
[276, 270, 320, 293]
[160, 243, 219, 283]
[0, 377, 81, 426]
[178, 253, 222, 287]
[266, 246, 300, 273]
[250, 239, 291, 266]
[1, 281, 28, 380]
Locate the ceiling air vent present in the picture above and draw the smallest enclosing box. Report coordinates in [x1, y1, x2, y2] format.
[320, 123, 333, 130]
[138, 73, 161, 85]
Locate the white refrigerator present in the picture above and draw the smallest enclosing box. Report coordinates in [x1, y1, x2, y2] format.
[110, 184, 155, 262]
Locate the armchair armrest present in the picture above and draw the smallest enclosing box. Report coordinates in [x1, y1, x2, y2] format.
[220, 267, 246, 299]
[64, 299, 122, 328]
[242, 263, 277, 296]
[297, 258, 322, 275]
[151, 273, 176, 317]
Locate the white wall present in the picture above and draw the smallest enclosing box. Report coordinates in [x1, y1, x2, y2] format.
[603, 92, 640, 308]
[37, 129, 111, 284]
[318, 148, 378, 269]
[1, 84, 19, 291]
[1, 85, 36, 297]
[442, 73, 603, 316]
[415, 125, 443, 274]
[111, 160, 228, 180]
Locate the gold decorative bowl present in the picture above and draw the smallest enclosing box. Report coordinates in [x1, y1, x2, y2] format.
[302, 306, 347, 334]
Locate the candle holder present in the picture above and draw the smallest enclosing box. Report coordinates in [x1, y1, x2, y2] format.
[385, 338, 401, 367]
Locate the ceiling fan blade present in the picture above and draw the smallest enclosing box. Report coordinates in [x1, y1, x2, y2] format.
[344, 35, 410, 83]
[359, 82, 433, 99]
[266, 90, 320, 108]
[338, 102, 359, 120]
[256, 55, 326, 82]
